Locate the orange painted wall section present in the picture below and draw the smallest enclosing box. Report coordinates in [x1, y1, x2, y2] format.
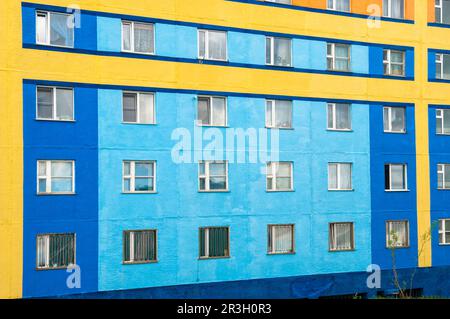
[428, 0, 435, 22]
[290, 0, 415, 20]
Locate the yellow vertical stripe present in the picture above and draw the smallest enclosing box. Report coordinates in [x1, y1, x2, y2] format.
[415, 1, 432, 268]
[0, 0, 23, 299]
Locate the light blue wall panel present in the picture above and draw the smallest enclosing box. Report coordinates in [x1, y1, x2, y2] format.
[293, 39, 327, 70]
[228, 32, 266, 65]
[97, 16, 121, 52]
[351, 45, 369, 74]
[155, 23, 198, 59]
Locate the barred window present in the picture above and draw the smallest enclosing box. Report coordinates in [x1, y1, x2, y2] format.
[199, 227, 229, 258]
[36, 233, 75, 269]
[268, 224, 295, 254]
[329, 223, 354, 251]
[123, 230, 157, 263]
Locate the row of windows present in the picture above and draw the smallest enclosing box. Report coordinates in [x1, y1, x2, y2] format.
[34, 11, 408, 76]
[40, 218, 445, 269]
[35, 86, 450, 136]
[268, 0, 407, 19]
[36, 160, 450, 195]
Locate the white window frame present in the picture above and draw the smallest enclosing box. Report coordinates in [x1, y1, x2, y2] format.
[121, 20, 155, 55]
[328, 163, 353, 191]
[436, 0, 443, 23]
[35, 10, 74, 48]
[265, 99, 293, 129]
[383, 0, 405, 19]
[198, 161, 229, 192]
[122, 91, 156, 124]
[265, 0, 292, 4]
[122, 160, 156, 193]
[385, 164, 408, 191]
[439, 219, 450, 245]
[383, 106, 406, 133]
[327, 0, 351, 11]
[386, 220, 410, 248]
[36, 86, 74, 121]
[327, 43, 351, 72]
[266, 36, 292, 67]
[383, 49, 405, 77]
[266, 161, 294, 192]
[436, 53, 444, 79]
[438, 164, 450, 190]
[327, 103, 352, 131]
[198, 29, 228, 61]
[437, 109, 450, 135]
[36, 233, 76, 270]
[197, 96, 228, 127]
[267, 224, 295, 254]
[37, 160, 75, 194]
[123, 229, 158, 264]
[329, 222, 355, 252]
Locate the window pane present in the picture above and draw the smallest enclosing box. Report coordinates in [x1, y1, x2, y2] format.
[135, 177, 152, 191]
[266, 37, 272, 64]
[276, 177, 291, 190]
[273, 38, 291, 66]
[139, 93, 154, 124]
[273, 225, 293, 253]
[327, 104, 334, 129]
[266, 101, 273, 127]
[391, 165, 406, 190]
[38, 161, 46, 176]
[199, 30, 206, 58]
[274, 100, 292, 128]
[446, 165, 450, 189]
[134, 23, 154, 53]
[51, 177, 72, 192]
[383, 107, 390, 131]
[328, 164, 338, 189]
[336, 104, 351, 129]
[50, 13, 73, 47]
[135, 162, 153, 177]
[336, 0, 350, 11]
[37, 87, 54, 119]
[55, 88, 73, 120]
[210, 177, 226, 190]
[122, 22, 131, 51]
[210, 163, 226, 176]
[208, 31, 227, 60]
[340, 164, 352, 189]
[443, 0, 450, 24]
[208, 228, 228, 257]
[437, 110, 443, 134]
[444, 109, 450, 134]
[198, 98, 210, 125]
[123, 162, 131, 176]
[37, 236, 48, 268]
[438, 166, 444, 189]
[36, 13, 48, 44]
[276, 162, 291, 177]
[212, 97, 226, 126]
[334, 45, 349, 71]
[391, 107, 406, 132]
[123, 93, 137, 122]
[52, 162, 72, 177]
[123, 178, 131, 192]
[38, 178, 47, 193]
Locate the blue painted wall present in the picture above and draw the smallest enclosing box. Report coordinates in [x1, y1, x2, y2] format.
[22, 82, 99, 297]
[428, 105, 450, 266]
[369, 104, 418, 270]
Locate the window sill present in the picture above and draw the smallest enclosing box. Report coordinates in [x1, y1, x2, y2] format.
[36, 266, 72, 271]
[197, 124, 229, 128]
[265, 64, 293, 68]
[266, 189, 295, 193]
[267, 251, 296, 255]
[122, 122, 157, 126]
[383, 131, 407, 134]
[326, 129, 353, 132]
[35, 118, 76, 123]
[36, 43, 74, 49]
[385, 189, 410, 192]
[37, 192, 76, 196]
[438, 243, 450, 246]
[328, 189, 354, 192]
[122, 191, 158, 194]
[198, 190, 230, 193]
[198, 256, 230, 260]
[327, 69, 351, 73]
[122, 260, 158, 265]
[436, 133, 450, 136]
[198, 58, 229, 63]
[121, 50, 155, 56]
[265, 126, 294, 130]
[383, 74, 406, 78]
[386, 246, 410, 249]
[329, 248, 355, 252]
[437, 188, 450, 191]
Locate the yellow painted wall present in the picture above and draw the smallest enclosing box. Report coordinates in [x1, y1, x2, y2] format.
[1, 0, 443, 298]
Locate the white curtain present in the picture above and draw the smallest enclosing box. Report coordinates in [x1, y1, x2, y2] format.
[339, 164, 352, 190]
[56, 88, 73, 120]
[212, 97, 226, 126]
[390, 164, 405, 190]
[36, 13, 47, 44]
[50, 13, 73, 47]
[122, 22, 132, 51]
[273, 225, 293, 253]
[328, 164, 338, 189]
[336, 104, 350, 129]
[139, 93, 154, 124]
[336, 0, 350, 11]
[332, 223, 352, 250]
[134, 23, 153, 53]
[389, 221, 407, 246]
[274, 100, 292, 128]
[37, 236, 48, 268]
[274, 38, 291, 67]
[209, 31, 227, 60]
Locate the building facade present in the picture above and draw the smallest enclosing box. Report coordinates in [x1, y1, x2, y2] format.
[2, 0, 450, 298]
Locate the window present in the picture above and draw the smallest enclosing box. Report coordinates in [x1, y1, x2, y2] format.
[198, 29, 227, 61]
[123, 161, 156, 193]
[37, 160, 74, 194]
[123, 230, 157, 263]
[37, 87, 74, 121]
[437, 109, 450, 135]
[386, 221, 409, 248]
[267, 162, 293, 191]
[197, 96, 227, 126]
[329, 223, 354, 251]
[327, 43, 351, 71]
[122, 21, 154, 54]
[383, 49, 405, 76]
[327, 0, 350, 11]
[438, 164, 450, 190]
[266, 100, 293, 129]
[327, 103, 351, 130]
[266, 36, 292, 67]
[199, 227, 230, 258]
[383, 0, 404, 19]
[265, 0, 291, 4]
[36, 11, 74, 47]
[122, 92, 155, 124]
[328, 163, 352, 191]
[436, 53, 450, 80]
[36, 233, 75, 269]
[199, 161, 228, 191]
[268, 224, 295, 254]
[385, 164, 408, 191]
[439, 219, 450, 245]
[435, 0, 450, 24]
[383, 106, 406, 133]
